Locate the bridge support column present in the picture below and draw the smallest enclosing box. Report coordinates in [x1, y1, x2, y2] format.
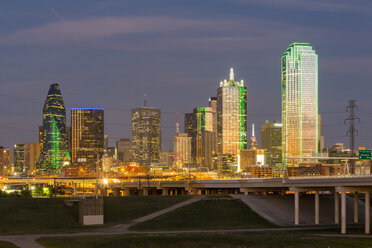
[341, 191, 346, 234]
[143, 188, 148, 196]
[124, 188, 130, 196]
[354, 192, 359, 223]
[73, 183, 76, 197]
[366, 191, 370, 234]
[315, 191, 319, 225]
[335, 191, 339, 224]
[162, 189, 168, 196]
[295, 191, 299, 225]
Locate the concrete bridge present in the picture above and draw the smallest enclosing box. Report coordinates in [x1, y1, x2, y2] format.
[2, 175, 372, 234]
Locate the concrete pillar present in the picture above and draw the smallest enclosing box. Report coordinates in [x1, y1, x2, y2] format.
[295, 191, 299, 225]
[341, 191, 346, 234]
[162, 188, 168, 196]
[335, 191, 339, 224]
[366, 191, 370, 234]
[73, 183, 76, 197]
[143, 188, 148, 196]
[244, 192, 248, 196]
[315, 191, 319, 225]
[354, 192, 359, 223]
[113, 188, 120, 197]
[124, 188, 130, 196]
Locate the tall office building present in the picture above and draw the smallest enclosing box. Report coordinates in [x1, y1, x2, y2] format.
[201, 131, 217, 170]
[209, 97, 218, 133]
[71, 108, 104, 168]
[13, 144, 25, 175]
[173, 133, 192, 167]
[282, 43, 318, 164]
[24, 142, 40, 176]
[217, 68, 247, 162]
[116, 138, 133, 165]
[0, 147, 12, 177]
[261, 120, 282, 168]
[37, 84, 70, 174]
[193, 107, 214, 164]
[131, 105, 161, 167]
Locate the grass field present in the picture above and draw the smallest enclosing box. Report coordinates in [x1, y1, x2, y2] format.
[37, 232, 372, 248]
[0, 241, 19, 248]
[130, 197, 275, 231]
[0, 196, 190, 235]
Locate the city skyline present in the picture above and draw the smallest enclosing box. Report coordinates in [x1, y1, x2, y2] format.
[1, 0, 372, 152]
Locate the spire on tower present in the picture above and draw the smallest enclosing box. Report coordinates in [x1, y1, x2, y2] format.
[252, 123, 255, 137]
[144, 94, 147, 107]
[176, 112, 180, 134]
[229, 68, 234, 81]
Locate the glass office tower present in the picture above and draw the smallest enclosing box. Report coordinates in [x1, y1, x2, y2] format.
[37, 84, 70, 174]
[131, 106, 161, 167]
[71, 108, 104, 168]
[217, 68, 247, 160]
[281, 43, 318, 165]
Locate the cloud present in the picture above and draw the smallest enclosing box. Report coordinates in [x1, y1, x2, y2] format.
[232, 0, 372, 15]
[0, 14, 335, 58]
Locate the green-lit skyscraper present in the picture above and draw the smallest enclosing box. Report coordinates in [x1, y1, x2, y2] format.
[281, 43, 318, 165]
[37, 84, 70, 174]
[217, 68, 247, 164]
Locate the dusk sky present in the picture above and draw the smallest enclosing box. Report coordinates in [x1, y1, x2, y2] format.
[1, 0, 372, 151]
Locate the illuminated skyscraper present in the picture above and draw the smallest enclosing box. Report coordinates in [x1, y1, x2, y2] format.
[71, 108, 104, 168]
[217, 68, 247, 163]
[37, 84, 70, 174]
[261, 120, 282, 168]
[0, 147, 12, 177]
[193, 107, 214, 164]
[24, 142, 40, 176]
[131, 105, 161, 167]
[173, 133, 192, 166]
[13, 144, 25, 175]
[281, 43, 318, 164]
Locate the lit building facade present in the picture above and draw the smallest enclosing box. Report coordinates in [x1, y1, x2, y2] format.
[131, 106, 161, 167]
[0, 147, 12, 177]
[261, 120, 282, 168]
[281, 43, 318, 164]
[201, 130, 217, 170]
[71, 108, 104, 168]
[13, 144, 25, 175]
[37, 84, 70, 175]
[24, 142, 40, 176]
[193, 107, 214, 164]
[217, 68, 247, 162]
[173, 133, 192, 167]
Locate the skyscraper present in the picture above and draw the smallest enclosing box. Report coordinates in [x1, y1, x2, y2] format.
[0, 147, 12, 177]
[217, 68, 247, 165]
[282, 43, 318, 164]
[13, 144, 25, 175]
[193, 107, 214, 164]
[37, 84, 70, 175]
[131, 104, 161, 167]
[71, 108, 104, 168]
[173, 133, 192, 167]
[24, 142, 40, 176]
[261, 120, 282, 168]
